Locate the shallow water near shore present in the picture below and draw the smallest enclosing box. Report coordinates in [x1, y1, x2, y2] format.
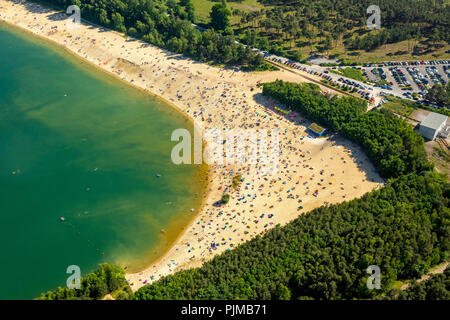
[0, 22, 206, 299]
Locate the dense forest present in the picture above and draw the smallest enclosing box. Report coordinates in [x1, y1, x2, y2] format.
[263, 81, 431, 178]
[33, 0, 269, 69]
[134, 171, 448, 299]
[232, 0, 450, 60]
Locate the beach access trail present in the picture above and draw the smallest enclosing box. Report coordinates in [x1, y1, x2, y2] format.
[0, 0, 383, 291]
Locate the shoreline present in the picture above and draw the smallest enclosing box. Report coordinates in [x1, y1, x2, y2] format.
[0, 0, 384, 292]
[0, 15, 197, 127]
[0, 16, 212, 275]
[125, 164, 212, 274]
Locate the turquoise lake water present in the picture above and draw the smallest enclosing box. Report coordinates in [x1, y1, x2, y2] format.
[0, 22, 205, 299]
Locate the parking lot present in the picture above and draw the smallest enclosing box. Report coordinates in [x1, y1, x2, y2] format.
[265, 55, 379, 102]
[264, 52, 449, 107]
[361, 61, 449, 100]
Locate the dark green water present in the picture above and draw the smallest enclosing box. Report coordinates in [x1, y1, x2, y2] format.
[0, 22, 204, 299]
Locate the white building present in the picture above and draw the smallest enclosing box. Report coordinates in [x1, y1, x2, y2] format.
[419, 112, 448, 140]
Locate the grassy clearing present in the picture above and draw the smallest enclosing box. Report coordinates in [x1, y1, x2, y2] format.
[392, 280, 407, 290]
[192, 0, 267, 24]
[382, 96, 417, 117]
[329, 40, 450, 64]
[433, 147, 450, 163]
[330, 68, 366, 82]
[191, 0, 215, 23]
[425, 141, 449, 180]
[315, 38, 450, 64]
[230, 0, 266, 13]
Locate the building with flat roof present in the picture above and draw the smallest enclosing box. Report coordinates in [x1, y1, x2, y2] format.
[308, 123, 326, 137]
[419, 112, 448, 140]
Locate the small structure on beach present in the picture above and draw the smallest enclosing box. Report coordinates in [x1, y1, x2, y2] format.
[308, 123, 326, 137]
[419, 112, 448, 140]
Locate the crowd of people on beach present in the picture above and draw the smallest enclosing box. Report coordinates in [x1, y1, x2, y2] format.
[1, 1, 382, 290]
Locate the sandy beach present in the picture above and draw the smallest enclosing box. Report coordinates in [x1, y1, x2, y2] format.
[0, 0, 383, 291]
